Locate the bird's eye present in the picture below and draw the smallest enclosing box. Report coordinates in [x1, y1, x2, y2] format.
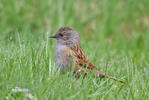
[59, 33, 63, 37]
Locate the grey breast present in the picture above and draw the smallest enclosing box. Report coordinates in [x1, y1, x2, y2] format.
[54, 43, 72, 72]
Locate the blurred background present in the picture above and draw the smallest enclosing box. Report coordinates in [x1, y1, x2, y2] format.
[0, 0, 149, 64]
[0, 0, 149, 48]
[0, 0, 149, 99]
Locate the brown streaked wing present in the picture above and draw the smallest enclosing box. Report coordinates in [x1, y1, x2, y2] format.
[70, 44, 95, 70]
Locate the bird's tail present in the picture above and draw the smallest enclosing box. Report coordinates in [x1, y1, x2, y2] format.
[97, 70, 124, 83]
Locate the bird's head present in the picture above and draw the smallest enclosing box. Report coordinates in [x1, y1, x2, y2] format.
[49, 26, 80, 46]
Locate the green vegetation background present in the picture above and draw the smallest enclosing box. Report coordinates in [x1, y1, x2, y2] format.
[0, 0, 149, 99]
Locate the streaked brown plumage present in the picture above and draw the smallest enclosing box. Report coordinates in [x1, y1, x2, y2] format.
[49, 26, 124, 83]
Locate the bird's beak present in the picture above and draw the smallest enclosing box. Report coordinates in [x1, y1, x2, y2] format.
[49, 35, 57, 39]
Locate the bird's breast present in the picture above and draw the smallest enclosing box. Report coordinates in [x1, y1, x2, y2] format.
[55, 44, 72, 72]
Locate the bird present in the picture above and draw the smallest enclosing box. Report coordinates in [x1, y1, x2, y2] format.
[49, 26, 124, 83]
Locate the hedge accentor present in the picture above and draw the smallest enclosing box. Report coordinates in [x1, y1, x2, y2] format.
[49, 26, 124, 83]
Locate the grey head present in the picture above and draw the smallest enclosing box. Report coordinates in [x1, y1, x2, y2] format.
[49, 26, 80, 46]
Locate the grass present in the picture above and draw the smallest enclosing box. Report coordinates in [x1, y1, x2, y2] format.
[0, 0, 149, 99]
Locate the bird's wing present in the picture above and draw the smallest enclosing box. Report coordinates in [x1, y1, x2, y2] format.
[70, 44, 95, 70]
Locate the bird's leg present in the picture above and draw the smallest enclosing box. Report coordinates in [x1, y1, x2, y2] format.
[73, 65, 88, 78]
